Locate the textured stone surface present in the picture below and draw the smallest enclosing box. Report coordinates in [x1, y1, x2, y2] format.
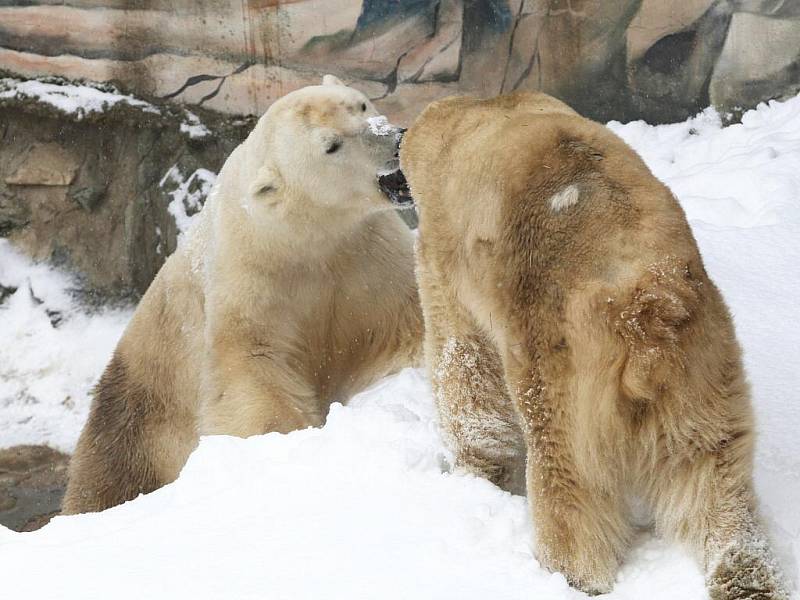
[0, 94, 253, 296]
[0, 445, 69, 532]
[5, 142, 81, 187]
[0, 1, 798, 124]
[711, 12, 800, 116]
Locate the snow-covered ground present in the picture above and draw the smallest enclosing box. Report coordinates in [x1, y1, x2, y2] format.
[1, 94, 799, 600]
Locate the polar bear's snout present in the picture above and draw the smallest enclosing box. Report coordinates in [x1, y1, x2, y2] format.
[369, 121, 412, 207]
[364, 118, 403, 167]
[366, 116, 405, 151]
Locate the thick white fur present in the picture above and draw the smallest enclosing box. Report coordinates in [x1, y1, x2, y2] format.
[63, 77, 423, 514]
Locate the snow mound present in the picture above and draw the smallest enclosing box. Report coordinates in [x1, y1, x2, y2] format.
[1, 370, 708, 600]
[608, 98, 800, 229]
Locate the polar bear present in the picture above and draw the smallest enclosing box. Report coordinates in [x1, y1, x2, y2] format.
[400, 92, 787, 599]
[62, 76, 422, 514]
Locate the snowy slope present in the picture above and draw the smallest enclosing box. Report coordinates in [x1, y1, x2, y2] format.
[1, 95, 799, 600]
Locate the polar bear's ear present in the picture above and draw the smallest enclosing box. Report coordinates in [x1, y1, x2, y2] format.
[322, 74, 345, 87]
[248, 163, 282, 206]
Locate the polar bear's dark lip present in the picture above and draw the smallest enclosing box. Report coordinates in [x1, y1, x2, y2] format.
[377, 168, 414, 208]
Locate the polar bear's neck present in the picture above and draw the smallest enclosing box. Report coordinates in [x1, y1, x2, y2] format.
[246, 201, 374, 265]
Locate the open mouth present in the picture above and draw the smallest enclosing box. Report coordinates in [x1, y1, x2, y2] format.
[377, 163, 414, 208]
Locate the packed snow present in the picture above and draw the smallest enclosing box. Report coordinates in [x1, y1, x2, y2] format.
[367, 114, 395, 136]
[0, 77, 211, 138]
[1, 94, 799, 600]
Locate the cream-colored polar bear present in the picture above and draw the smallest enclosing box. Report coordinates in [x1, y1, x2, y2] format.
[400, 92, 787, 600]
[63, 76, 422, 514]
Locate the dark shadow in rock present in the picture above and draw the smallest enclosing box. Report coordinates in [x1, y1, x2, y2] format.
[640, 29, 698, 77]
[355, 0, 439, 32]
[629, 0, 734, 123]
[461, 0, 513, 53]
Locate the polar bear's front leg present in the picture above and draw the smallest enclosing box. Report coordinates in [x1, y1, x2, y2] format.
[201, 328, 323, 438]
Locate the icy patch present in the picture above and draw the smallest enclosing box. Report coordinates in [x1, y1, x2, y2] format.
[368, 115, 394, 136]
[0, 77, 211, 139]
[160, 165, 218, 237]
[0, 240, 132, 452]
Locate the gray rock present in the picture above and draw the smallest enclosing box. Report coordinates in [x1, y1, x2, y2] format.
[0, 445, 69, 532]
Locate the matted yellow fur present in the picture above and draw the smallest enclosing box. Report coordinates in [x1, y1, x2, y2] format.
[63, 77, 423, 514]
[401, 92, 788, 599]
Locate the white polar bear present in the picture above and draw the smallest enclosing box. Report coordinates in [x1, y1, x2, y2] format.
[63, 75, 423, 514]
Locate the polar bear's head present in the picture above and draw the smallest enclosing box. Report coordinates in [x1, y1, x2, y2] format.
[243, 75, 409, 219]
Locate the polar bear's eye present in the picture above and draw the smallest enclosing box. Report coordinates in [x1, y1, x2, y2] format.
[361, 103, 367, 112]
[256, 184, 274, 195]
[326, 141, 342, 154]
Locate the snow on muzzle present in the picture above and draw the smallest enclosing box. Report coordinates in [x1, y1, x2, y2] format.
[369, 116, 414, 208]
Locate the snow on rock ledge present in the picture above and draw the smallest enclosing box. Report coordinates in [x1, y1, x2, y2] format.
[0, 76, 210, 139]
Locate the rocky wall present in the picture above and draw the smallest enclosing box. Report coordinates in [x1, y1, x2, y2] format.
[0, 82, 253, 296]
[0, 1, 798, 124]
